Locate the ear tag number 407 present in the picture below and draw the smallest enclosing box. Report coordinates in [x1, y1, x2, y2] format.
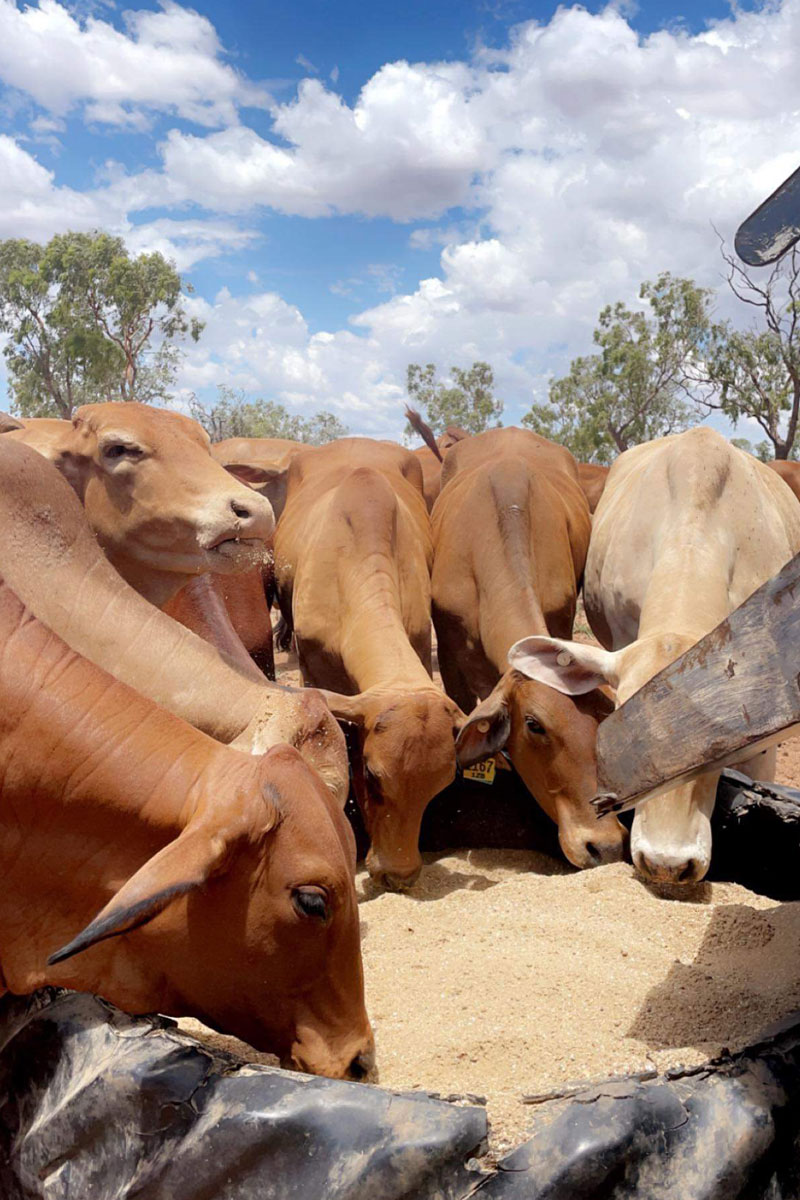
[462, 758, 496, 785]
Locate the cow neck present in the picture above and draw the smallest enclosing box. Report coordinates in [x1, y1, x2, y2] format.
[339, 564, 433, 693]
[479, 589, 550, 677]
[635, 531, 739, 648]
[103, 553, 192, 608]
[164, 574, 266, 683]
[0, 580, 258, 836]
[0, 441, 266, 743]
[472, 514, 552, 676]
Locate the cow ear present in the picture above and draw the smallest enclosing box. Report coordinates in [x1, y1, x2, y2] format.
[508, 636, 622, 695]
[319, 690, 367, 727]
[0, 411, 23, 433]
[224, 463, 289, 521]
[223, 463, 281, 491]
[47, 818, 243, 966]
[456, 685, 511, 767]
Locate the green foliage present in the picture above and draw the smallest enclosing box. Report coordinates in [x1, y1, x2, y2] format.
[190, 386, 349, 444]
[700, 247, 800, 460]
[406, 361, 502, 436]
[0, 231, 203, 418]
[523, 274, 713, 462]
[729, 436, 773, 462]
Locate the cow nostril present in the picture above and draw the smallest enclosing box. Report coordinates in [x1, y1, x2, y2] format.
[678, 859, 698, 883]
[584, 842, 601, 864]
[231, 499, 252, 521]
[348, 1052, 372, 1081]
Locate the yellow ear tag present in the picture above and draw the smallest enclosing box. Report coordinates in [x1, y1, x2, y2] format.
[462, 758, 497, 785]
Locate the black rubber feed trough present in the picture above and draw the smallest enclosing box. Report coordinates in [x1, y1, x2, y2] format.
[3, 770, 800, 1200]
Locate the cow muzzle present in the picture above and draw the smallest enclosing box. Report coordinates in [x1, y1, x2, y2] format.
[630, 786, 714, 885]
[287, 1030, 377, 1082]
[365, 847, 422, 892]
[202, 494, 275, 565]
[556, 805, 628, 870]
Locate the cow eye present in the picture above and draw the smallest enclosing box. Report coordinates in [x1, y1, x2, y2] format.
[103, 443, 143, 460]
[292, 887, 330, 921]
[525, 715, 546, 736]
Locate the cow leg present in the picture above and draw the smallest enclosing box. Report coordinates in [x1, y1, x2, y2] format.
[733, 744, 777, 783]
[274, 613, 294, 653]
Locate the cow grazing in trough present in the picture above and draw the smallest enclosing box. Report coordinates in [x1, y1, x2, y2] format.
[0, 440, 349, 803]
[5, 404, 275, 607]
[576, 462, 610, 513]
[273, 438, 465, 890]
[431, 427, 627, 869]
[767, 459, 800, 505]
[0, 580, 373, 1078]
[513, 428, 800, 884]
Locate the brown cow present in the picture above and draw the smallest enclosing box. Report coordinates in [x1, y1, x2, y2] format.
[0, 579, 372, 1077]
[0, 440, 349, 804]
[431, 427, 627, 869]
[274, 438, 464, 889]
[576, 462, 610, 513]
[5, 404, 275, 607]
[767, 459, 800, 504]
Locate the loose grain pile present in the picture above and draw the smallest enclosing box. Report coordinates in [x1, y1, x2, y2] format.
[183, 848, 800, 1153]
[179, 651, 800, 1154]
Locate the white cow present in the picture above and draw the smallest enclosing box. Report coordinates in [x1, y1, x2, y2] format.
[506, 427, 800, 884]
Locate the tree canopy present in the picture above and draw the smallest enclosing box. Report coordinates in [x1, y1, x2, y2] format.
[523, 274, 714, 463]
[406, 361, 502, 436]
[0, 231, 203, 419]
[190, 386, 349, 444]
[700, 245, 800, 460]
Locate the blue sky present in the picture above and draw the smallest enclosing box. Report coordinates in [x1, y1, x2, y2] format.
[0, 0, 798, 437]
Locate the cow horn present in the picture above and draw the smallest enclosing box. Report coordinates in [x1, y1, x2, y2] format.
[47, 814, 248, 965]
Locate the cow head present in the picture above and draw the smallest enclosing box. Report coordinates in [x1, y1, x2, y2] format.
[47, 744, 374, 1080]
[456, 668, 627, 868]
[17, 404, 276, 604]
[507, 633, 714, 884]
[322, 687, 464, 890]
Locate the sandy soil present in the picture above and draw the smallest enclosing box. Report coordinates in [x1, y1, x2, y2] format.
[177, 637, 800, 1155]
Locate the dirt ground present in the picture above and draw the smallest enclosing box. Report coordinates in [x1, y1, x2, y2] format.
[179, 640, 800, 1155]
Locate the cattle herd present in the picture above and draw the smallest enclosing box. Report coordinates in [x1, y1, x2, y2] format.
[0, 400, 798, 1090]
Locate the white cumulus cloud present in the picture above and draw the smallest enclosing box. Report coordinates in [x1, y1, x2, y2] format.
[0, 0, 269, 128]
[3, 0, 800, 436]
